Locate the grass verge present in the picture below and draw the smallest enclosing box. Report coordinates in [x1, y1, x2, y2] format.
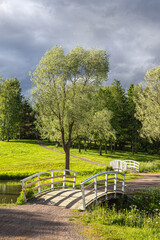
[76, 187, 160, 240]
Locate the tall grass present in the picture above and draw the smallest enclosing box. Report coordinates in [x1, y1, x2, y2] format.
[79, 187, 160, 240]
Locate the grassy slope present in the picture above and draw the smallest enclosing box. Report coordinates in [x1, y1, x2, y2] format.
[0, 140, 159, 182]
[42, 140, 160, 172]
[0, 140, 105, 183]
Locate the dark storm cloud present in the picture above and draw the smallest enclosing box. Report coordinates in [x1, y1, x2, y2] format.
[0, 0, 160, 98]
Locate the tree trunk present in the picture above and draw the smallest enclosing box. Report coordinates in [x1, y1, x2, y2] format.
[78, 139, 81, 153]
[94, 140, 97, 149]
[110, 142, 113, 153]
[99, 140, 102, 156]
[105, 141, 107, 154]
[132, 141, 135, 155]
[65, 146, 70, 172]
[84, 139, 87, 151]
[7, 127, 10, 142]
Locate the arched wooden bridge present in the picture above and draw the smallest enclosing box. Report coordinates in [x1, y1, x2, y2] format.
[21, 169, 125, 210]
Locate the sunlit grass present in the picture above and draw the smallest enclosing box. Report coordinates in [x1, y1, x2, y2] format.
[0, 139, 159, 184]
[77, 188, 160, 240]
[42, 140, 160, 172]
[0, 140, 105, 183]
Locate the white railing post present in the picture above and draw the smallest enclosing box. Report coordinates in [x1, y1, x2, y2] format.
[38, 173, 41, 194]
[51, 171, 54, 190]
[81, 184, 86, 210]
[94, 177, 97, 202]
[22, 180, 27, 202]
[114, 172, 117, 198]
[63, 170, 66, 188]
[73, 172, 76, 189]
[122, 174, 125, 194]
[105, 173, 108, 200]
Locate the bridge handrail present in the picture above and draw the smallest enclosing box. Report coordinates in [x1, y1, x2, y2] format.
[80, 171, 125, 210]
[110, 160, 140, 172]
[80, 171, 125, 185]
[21, 169, 78, 202]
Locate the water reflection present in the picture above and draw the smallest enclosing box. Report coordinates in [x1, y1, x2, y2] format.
[0, 180, 22, 203]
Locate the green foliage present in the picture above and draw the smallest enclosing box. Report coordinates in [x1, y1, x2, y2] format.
[79, 188, 160, 240]
[0, 77, 22, 141]
[31, 46, 109, 169]
[135, 65, 160, 142]
[18, 99, 37, 139]
[16, 189, 34, 205]
[126, 84, 142, 154]
[99, 80, 128, 149]
[16, 190, 26, 205]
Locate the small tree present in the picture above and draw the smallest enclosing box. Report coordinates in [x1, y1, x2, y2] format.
[18, 99, 37, 139]
[91, 109, 116, 155]
[99, 80, 127, 150]
[0, 77, 22, 141]
[31, 46, 109, 170]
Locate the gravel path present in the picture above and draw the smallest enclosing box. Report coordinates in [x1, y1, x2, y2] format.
[0, 204, 84, 240]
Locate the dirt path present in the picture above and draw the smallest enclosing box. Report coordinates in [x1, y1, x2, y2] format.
[0, 204, 84, 240]
[37, 140, 106, 167]
[125, 173, 160, 193]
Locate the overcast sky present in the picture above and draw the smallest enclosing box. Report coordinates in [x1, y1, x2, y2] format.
[0, 0, 160, 99]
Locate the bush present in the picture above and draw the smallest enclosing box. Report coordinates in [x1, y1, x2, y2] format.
[16, 189, 35, 205]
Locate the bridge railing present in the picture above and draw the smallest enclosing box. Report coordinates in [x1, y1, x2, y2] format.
[80, 171, 125, 210]
[124, 160, 140, 172]
[110, 160, 127, 171]
[21, 169, 78, 202]
[110, 160, 140, 172]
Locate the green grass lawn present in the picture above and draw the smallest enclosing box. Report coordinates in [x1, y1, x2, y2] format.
[0, 140, 159, 184]
[42, 140, 160, 172]
[0, 140, 105, 183]
[77, 187, 160, 240]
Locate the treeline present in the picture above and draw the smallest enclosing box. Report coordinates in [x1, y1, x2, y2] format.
[66, 79, 159, 155]
[0, 76, 159, 155]
[0, 77, 37, 141]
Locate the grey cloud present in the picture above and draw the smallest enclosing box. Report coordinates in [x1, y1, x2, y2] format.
[0, 0, 160, 98]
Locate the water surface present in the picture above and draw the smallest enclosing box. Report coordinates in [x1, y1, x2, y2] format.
[0, 180, 22, 203]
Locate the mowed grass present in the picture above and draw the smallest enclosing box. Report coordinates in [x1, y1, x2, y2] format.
[0, 140, 105, 183]
[42, 140, 160, 173]
[0, 139, 159, 183]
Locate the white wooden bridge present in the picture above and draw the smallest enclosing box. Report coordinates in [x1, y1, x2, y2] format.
[21, 169, 125, 210]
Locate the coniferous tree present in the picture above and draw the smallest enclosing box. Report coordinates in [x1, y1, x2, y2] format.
[18, 99, 37, 139]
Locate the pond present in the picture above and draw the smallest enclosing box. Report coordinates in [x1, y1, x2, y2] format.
[0, 180, 22, 204]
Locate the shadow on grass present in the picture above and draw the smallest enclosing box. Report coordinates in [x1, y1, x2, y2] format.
[10, 139, 38, 145]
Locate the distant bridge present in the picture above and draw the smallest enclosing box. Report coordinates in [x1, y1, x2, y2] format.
[21, 169, 125, 210]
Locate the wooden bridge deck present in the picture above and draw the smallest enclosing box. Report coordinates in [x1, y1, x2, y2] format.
[31, 189, 85, 210]
[30, 188, 122, 210]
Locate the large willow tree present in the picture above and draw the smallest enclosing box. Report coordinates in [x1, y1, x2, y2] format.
[31, 46, 109, 170]
[135, 65, 160, 141]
